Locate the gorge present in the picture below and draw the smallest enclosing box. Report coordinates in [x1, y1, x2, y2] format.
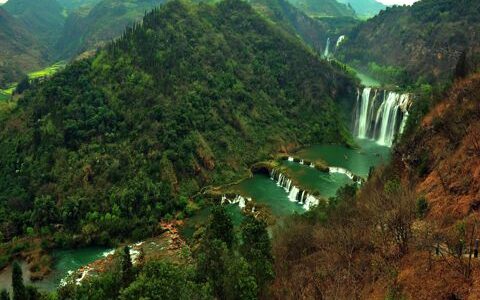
[2, 0, 476, 298]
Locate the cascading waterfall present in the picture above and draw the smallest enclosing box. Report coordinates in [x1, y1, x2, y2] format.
[356, 87, 372, 138]
[221, 194, 251, 209]
[328, 166, 355, 180]
[353, 88, 411, 147]
[323, 37, 330, 58]
[270, 169, 319, 210]
[336, 35, 345, 49]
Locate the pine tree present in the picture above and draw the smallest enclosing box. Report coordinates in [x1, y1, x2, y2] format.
[240, 216, 274, 293]
[121, 246, 133, 286]
[196, 239, 228, 299]
[207, 206, 234, 248]
[455, 50, 468, 79]
[12, 262, 26, 300]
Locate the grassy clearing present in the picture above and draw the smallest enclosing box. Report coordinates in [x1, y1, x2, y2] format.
[0, 61, 66, 102]
[0, 84, 15, 101]
[28, 61, 66, 79]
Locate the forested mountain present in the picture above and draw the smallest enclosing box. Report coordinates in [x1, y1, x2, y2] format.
[287, 0, 356, 18]
[339, 0, 480, 84]
[0, 7, 49, 86]
[0, 0, 356, 244]
[3, 0, 66, 48]
[337, 0, 386, 18]
[55, 0, 165, 59]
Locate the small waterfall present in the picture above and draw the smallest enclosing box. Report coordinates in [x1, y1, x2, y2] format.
[221, 194, 251, 209]
[270, 169, 319, 209]
[287, 156, 294, 162]
[323, 37, 330, 58]
[288, 186, 299, 202]
[304, 194, 318, 210]
[353, 88, 411, 147]
[329, 166, 354, 180]
[336, 35, 345, 49]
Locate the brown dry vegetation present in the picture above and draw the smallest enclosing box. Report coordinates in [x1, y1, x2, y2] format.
[270, 74, 480, 299]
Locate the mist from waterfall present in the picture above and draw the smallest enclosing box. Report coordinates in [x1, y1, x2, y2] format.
[353, 88, 411, 147]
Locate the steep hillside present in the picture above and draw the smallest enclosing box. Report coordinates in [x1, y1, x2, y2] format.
[398, 74, 480, 225]
[0, 7, 49, 86]
[337, 0, 386, 18]
[287, 0, 356, 18]
[0, 0, 357, 244]
[339, 0, 480, 84]
[3, 0, 66, 48]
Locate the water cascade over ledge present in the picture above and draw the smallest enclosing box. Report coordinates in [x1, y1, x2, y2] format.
[353, 88, 411, 147]
[269, 169, 320, 210]
[221, 194, 251, 209]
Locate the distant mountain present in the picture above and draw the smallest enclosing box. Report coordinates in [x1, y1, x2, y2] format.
[3, 0, 66, 48]
[251, 0, 359, 53]
[0, 7, 48, 85]
[287, 0, 356, 18]
[57, 0, 102, 10]
[339, 0, 480, 84]
[337, 0, 386, 18]
[55, 0, 165, 59]
[251, 0, 329, 51]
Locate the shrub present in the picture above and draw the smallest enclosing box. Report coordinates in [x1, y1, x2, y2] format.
[416, 197, 429, 218]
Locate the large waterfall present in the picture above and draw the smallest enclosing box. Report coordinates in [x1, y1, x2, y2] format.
[353, 88, 411, 147]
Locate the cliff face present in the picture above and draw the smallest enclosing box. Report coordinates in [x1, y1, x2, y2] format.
[340, 0, 480, 83]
